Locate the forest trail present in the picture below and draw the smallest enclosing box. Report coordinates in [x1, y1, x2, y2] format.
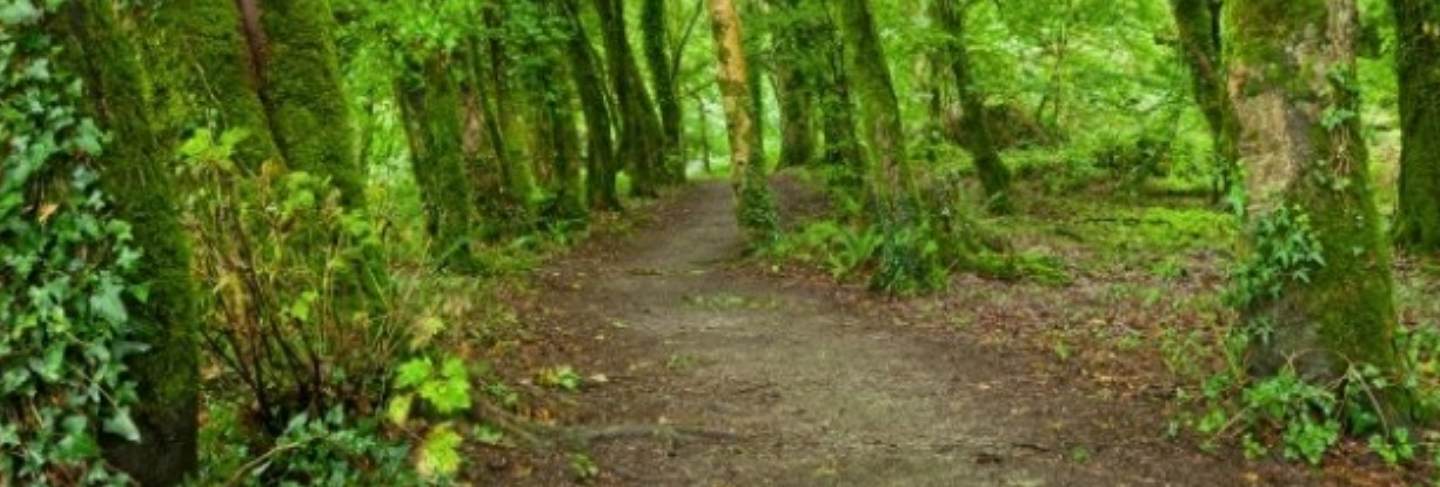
[518, 179, 1276, 486]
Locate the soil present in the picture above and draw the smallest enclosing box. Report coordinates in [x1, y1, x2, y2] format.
[486, 178, 1351, 486]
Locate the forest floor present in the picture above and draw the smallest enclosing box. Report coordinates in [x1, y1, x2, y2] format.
[478, 174, 1424, 486]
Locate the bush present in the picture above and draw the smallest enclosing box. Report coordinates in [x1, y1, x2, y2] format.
[178, 130, 406, 434]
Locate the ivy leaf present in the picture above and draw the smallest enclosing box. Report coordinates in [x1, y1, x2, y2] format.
[90, 279, 128, 325]
[416, 423, 463, 479]
[0, 0, 41, 27]
[103, 407, 141, 443]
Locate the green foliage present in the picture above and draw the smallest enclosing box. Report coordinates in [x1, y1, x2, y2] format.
[0, 2, 150, 482]
[223, 408, 421, 487]
[1226, 206, 1326, 313]
[536, 365, 584, 392]
[392, 355, 473, 417]
[177, 129, 404, 431]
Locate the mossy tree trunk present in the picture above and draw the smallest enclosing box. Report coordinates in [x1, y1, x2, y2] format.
[534, 3, 589, 222]
[708, 0, 779, 245]
[460, 38, 513, 227]
[148, 0, 283, 170]
[1226, 0, 1403, 392]
[1169, 0, 1241, 201]
[596, 0, 665, 198]
[1392, 0, 1440, 252]
[810, 0, 864, 191]
[255, 0, 367, 207]
[643, 0, 686, 185]
[770, 0, 818, 169]
[54, 0, 201, 482]
[482, 1, 541, 227]
[395, 53, 479, 270]
[932, 0, 1011, 212]
[836, 0, 922, 220]
[560, 0, 622, 211]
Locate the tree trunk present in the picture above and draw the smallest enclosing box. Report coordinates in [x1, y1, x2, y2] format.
[561, 0, 623, 211]
[148, 0, 283, 171]
[810, 0, 864, 190]
[483, 1, 540, 226]
[54, 1, 201, 482]
[395, 53, 479, 270]
[1226, 0, 1402, 392]
[698, 95, 713, 173]
[932, 0, 1012, 212]
[707, 0, 779, 244]
[770, 0, 817, 169]
[256, 0, 366, 207]
[461, 38, 512, 226]
[596, 0, 665, 198]
[836, 0, 921, 218]
[1392, 0, 1440, 251]
[1168, 0, 1240, 200]
[643, 0, 686, 184]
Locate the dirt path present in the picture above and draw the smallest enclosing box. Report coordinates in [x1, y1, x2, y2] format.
[515, 180, 1295, 486]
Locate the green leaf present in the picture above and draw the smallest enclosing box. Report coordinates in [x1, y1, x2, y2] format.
[418, 374, 470, 415]
[0, 0, 41, 26]
[395, 357, 434, 389]
[90, 279, 128, 325]
[103, 407, 141, 443]
[472, 423, 504, 446]
[386, 394, 414, 426]
[416, 423, 463, 479]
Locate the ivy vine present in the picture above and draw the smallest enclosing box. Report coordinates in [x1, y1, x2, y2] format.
[2, 2, 149, 484]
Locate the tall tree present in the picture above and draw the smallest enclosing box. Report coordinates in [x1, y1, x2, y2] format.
[769, 0, 818, 169]
[810, 0, 863, 189]
[932, 0, 1012, 212]
[395, 52, 479, 269]
[255, 0, 368, 206]
[708, 0, 779, 244]
[560, 0, 623, 210]
[481, 0, 541, 226]
[1169, 0, 1240, 200]
[1226, 0, 1402, 397]
[53, 0, 202, 482]
[1392, 0, 1440, 251]
[596, 0, 665, 198]
[836, 0, 921, 218]
[643, 0, 686, 184]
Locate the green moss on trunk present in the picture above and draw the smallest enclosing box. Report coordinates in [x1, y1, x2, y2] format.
[257, 0, 366, 206]
[1225, 0, 1402, 397]
[149, 0, 282, 170]
[932, 0, 1011, 212]
[597, 0, 665, 198]
[559, 0, 622, 211]
[836, 0, 921, 218]
[1169, 0, 1241, 199]
[708, 0, 779, 245]
[643, 0, 686, 185]
[771, 0, 818, 169]
[1392, 0, 1440, 251]
[54, 0, 200, 482]
[395, 53, 479, 270]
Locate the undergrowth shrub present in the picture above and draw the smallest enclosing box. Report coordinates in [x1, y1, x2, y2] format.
[178, 130, 404, 434]
[1167, 206, 1440, 471]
